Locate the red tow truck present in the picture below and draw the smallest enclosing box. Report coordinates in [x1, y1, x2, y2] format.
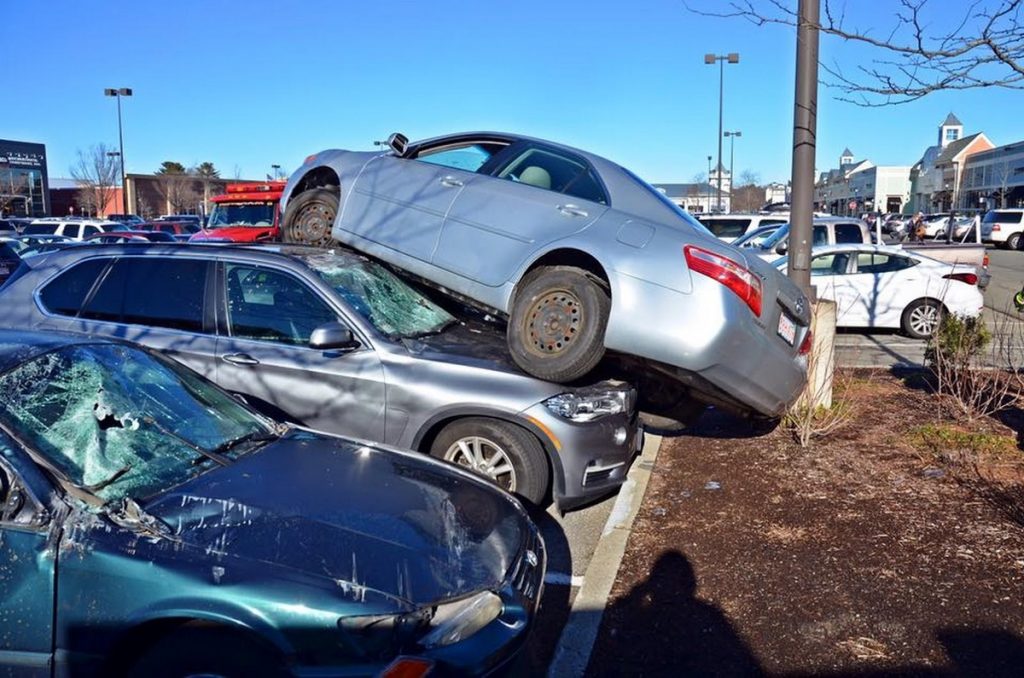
[189, 181, 285, 243]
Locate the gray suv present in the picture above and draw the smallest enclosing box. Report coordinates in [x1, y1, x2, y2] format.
[0, 243, 640, 509]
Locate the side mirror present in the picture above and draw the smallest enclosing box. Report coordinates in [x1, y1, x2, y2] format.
[387, 132, 410, 157]
[775, 241, 789, 256]
[309, 322, 360, 351]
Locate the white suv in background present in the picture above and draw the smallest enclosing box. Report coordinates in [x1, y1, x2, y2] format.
[23, 218, 125, 241]
[981, 209, 1024, 250]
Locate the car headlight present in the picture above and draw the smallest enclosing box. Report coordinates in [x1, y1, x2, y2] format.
[543, 385, 634, 422]
[418, 591, 504, 649]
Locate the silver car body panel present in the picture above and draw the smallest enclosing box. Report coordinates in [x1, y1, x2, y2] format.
[280, 133, 810, 416]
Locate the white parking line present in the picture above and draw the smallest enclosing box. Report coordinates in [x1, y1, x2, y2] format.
[544, 572, 586, 587]
[547, 433, 663, 678]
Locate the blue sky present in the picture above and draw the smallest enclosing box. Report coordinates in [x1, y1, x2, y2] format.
[3, 0, 1020, 185]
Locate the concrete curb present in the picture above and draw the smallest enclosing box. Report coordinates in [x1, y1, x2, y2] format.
[547, 432, 664, 677]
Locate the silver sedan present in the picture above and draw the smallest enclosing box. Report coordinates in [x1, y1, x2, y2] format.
[280, 131, 811, 418]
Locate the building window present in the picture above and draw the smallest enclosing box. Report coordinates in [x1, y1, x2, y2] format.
[945, 128, 959, 141]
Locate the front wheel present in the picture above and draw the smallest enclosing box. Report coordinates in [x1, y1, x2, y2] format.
[902, 299, 943, 339]
[282, 188, 339, 247]
[429, 418, 549, 505]
[507, 266, 610, 383]
[126, 624, 285, 678]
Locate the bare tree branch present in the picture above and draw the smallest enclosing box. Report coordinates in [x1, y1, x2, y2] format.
[69, 144, 119, 217]
[685, 0, 1024, 105]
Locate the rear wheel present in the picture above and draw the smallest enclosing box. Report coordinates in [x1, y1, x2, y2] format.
[507, 266, 610, 383]
[283, 188, 339, 247]
[429, 418, 548, 505]
[1007, 232, 1022, 250]
[902, 299, 943, 339]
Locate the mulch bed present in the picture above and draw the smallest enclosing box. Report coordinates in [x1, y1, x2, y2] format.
[587, 371, 1024, 676]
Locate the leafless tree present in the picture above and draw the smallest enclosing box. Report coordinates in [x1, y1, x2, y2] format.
[155, 161, 202, 214]
[686, 0, 1024, 105]
[730, 170, 765, 211]
[992, 159, 1013, 207]
[70, 144, 120, 217]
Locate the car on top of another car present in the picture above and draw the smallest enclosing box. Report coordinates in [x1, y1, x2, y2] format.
[279, 131, 811, 421]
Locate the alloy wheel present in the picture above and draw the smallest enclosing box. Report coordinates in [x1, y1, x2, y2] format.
[443, 436, 517, 492]
[909, 303, 940, 336]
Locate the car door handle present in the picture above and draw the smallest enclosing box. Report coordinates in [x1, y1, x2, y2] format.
[557, 204, 588, 218]
[222, 353, 260, 366]
[439, 176, 464, 187]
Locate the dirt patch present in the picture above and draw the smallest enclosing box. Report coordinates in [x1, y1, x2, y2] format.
[588, 372, 1024, 676]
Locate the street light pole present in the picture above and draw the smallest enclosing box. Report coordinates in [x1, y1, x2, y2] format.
[705, 52, 739, 213]
[271, 164, 281, 180]
[104, 87, 133, 215]
[706, 155, 713, 213]
[724, 131, 742, 207]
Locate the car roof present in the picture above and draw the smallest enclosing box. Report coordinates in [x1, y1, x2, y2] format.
[808, 243, 919, 257]
[0, 329, 101, 374]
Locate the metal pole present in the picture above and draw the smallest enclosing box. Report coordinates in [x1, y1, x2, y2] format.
[716, 60, 724, 212]
[707, 155, 712, 213]
[786, 0, 820, 299]
[116, 94, 127, 215]
[728, 134, 736, 199]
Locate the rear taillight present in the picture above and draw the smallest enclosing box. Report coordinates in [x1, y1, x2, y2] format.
[993, 224, 1001, 231]
[983, 253, 990, 268]
[684, 245, 763, 317]
[943, 272, 978, 285]
[798, 329, 813, 356]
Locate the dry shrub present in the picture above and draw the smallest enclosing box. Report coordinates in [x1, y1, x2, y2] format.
[925, 312, 1023, 421]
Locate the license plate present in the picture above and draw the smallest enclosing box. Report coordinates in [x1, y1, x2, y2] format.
[777, 313, 796, 345]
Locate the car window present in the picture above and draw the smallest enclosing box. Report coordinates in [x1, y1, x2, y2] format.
[834, 223, 864, 244]
[855, 253, 916, 274]
[82, 225, 100, 237]
[23, 224, 57, 236]
[702, 218, 750, 239]
[988, 211, 1023, 224]
[66, 258, 207, 332]
[810, 253, 849, 276]
[497, 147, 609, 205]
[40, 258, 112, 315]
[224, 264, 338, 345]
[416, 142, 505, 173]
[812, 225, 828, 245]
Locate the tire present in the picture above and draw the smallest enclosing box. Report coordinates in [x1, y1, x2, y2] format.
[429, 418, 549, 505]
[902, 299, 943, 340]
[127, 624, 285, 678]
[282, 187, 339, 247]
[507, 266, 610, 383]
[1007, 232, 1022, 251]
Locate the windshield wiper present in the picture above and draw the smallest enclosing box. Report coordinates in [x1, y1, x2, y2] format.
[210, 430, 279, 457]
[142, 416, 231, 467]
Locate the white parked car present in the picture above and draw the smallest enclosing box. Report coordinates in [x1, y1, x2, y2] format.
[23, 218, 125, 241]
[774, 244, 984, 339]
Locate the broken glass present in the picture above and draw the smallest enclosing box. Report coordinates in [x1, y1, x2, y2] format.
[0, 344, 273, 502]
[304, 253, 454, 339]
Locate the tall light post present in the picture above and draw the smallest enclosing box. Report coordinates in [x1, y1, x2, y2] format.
[104, 87, 133, 215]
[271, 164, 281, 180]
[706, 155, 713, 213]
[724, 130, 742, 209]
[705, 52, 739, 212]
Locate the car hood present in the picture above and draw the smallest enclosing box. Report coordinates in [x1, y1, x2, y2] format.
[143, 430, 531, 606]
[401, 321, 532, 377]
[190, 226, 274, 242]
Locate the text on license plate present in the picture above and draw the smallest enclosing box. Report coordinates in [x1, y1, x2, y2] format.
[777, 313, 796, 345]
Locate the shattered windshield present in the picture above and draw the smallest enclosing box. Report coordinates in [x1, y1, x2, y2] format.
[208, 202, 276, 228]
[303, 253, 455, 339]
[0, 344, 271, 502]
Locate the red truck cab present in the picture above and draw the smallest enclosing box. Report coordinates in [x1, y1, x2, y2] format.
[189, 181, 285, 243]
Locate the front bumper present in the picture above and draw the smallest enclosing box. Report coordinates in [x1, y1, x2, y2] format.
[519, 403, 643, 510]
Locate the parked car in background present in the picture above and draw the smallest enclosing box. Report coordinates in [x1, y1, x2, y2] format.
[84, 230, 177, 243]
[695, 213, 790, 242]
[0, 217, 34, 235]
[136, 220, 201, 241]
[0, 234, 78, 259]
[281, 131, 811, 420]
[2, 243, 642, 508]
[730, 223, 785, 249]
[735, 217, 871, 262]
[981, 208, 1024, 250]
[105, 213, 145, 226]
[154, 214, 203, 229]
[0, 330, 543, 676]
[23, 218, 126, 241]
[774, 244, 984, 339]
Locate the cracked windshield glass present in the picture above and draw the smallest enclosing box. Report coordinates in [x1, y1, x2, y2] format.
[305, 253, 454, 338]
[0, 344, 270, 502]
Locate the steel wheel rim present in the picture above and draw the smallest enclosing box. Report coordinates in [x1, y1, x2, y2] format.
[910, 304, 940, 336]
[290, 202, 333, 245]
[525, 289, 583, 356]
[443, 436, 517, 491]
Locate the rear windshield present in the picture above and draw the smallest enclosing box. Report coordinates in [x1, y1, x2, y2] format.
[984, 211, 1023, 224]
